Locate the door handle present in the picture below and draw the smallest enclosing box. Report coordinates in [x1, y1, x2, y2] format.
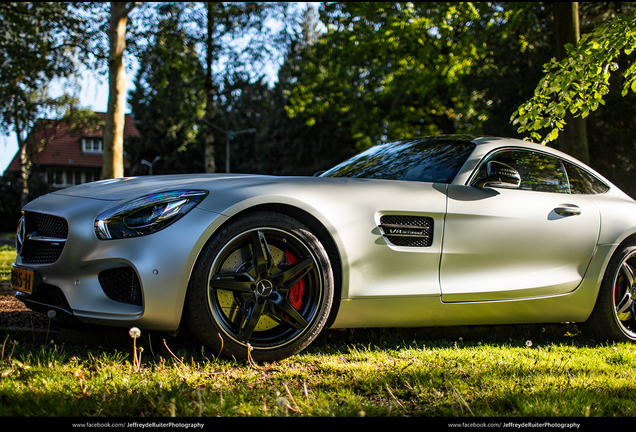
[554, 205, 581, 217]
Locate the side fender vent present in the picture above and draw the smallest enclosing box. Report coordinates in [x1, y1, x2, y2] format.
[379, 215, 433, 248]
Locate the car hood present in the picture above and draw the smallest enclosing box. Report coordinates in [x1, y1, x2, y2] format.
[51, 173, 272, 201]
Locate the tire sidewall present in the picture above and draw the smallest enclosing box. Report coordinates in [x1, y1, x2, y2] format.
[606, 245, 636, 341]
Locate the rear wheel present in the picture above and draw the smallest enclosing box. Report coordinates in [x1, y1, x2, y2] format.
[185, 212, 334, 361]
[579, 243, 636, 342]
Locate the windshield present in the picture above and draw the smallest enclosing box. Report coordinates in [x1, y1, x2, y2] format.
[320, 138, 476, 184]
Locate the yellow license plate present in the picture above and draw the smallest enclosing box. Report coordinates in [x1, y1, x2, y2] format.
[11, 265, 34, 294]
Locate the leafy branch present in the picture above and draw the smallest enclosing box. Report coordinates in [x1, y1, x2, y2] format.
[511, 11, 636, 144]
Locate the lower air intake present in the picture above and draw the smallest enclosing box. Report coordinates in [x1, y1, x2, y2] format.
[98, 267, 143, 306]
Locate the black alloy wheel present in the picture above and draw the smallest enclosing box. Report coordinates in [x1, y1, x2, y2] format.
[185, 212, 334, 362]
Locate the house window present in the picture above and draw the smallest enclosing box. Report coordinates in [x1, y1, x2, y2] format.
[67, 170, 83, 186]
[86, 171, 100, 183]
[46, 169, 101, 187]
[82, 138, 104, 153]
[47, 168, 64, 186]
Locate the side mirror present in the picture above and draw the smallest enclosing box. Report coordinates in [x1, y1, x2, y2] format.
[472, 161, 521, 189]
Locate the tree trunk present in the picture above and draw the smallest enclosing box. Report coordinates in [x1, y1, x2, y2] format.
[204, 2, 217, 173]
[15, 118, 29, 208]
[554, 2, 589, 164]
[103, 2, 136, 179]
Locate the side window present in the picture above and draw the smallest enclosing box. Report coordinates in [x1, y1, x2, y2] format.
[474, 149, 569, 193]
[563, 161, 609, 194]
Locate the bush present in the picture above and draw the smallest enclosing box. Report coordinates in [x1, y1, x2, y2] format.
[0, 174, 21, 232]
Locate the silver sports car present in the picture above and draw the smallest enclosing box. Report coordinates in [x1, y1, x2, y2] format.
[11, 136, 636, 361]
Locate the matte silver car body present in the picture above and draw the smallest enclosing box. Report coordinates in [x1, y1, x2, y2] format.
[14, 137, 636, 335]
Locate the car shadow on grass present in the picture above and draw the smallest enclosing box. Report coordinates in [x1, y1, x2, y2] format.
[1, 310, 599, 361]
[311, 323, 595, 352]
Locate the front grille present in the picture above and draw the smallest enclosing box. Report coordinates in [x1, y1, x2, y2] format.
[379, 215, 433, 248]
[98, 267, 143, 306]
[28, 213, 68, 238]
[21, 242, 66, 264]
[19, 212, 68, 264]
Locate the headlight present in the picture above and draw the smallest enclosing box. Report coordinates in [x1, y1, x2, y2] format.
[94, 190, 208, 240]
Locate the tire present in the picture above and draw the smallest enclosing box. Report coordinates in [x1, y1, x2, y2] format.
[185, 211, 334, 362]
[579, 242, 636, 342]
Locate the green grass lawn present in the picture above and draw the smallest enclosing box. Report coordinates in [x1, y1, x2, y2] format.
[0, 244, 15, 283]
[1, 324, 635, 418]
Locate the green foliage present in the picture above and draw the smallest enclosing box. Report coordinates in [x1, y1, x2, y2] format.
[0, 3, 99, 137]
[286, 3, 500, 150]
[128, 4, 207, 175]
[283, 3, 568, 153]
[216, 60, 360, 175]
[511, 10, 636, 144]
[469, 3, 555, 139]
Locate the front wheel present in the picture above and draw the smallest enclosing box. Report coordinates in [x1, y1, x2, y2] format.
[185, 212, 334, 362]
[579, 243, 636, 342]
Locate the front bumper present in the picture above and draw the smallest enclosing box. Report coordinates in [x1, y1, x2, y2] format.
[15, 193, 226, 331]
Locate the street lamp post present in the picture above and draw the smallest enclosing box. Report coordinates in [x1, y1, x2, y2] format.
[201, 118, 256, 173]
[201, 120, 256, 173]
[141, 156, 161, 175]
[225, 128, 256, 173]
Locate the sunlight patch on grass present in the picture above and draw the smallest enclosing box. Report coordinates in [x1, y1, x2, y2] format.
[3, 331, 633, 417]
[0, 244, 16, 283]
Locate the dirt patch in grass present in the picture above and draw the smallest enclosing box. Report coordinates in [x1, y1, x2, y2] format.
[0, 283, 195, 349]
[0, 283, 51, 330]
[0, 283, 131, 348]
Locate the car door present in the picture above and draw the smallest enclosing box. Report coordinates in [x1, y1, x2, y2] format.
[440, 148, 601, 302]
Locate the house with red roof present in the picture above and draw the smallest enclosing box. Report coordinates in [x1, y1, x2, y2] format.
[5, 112, 139, 188]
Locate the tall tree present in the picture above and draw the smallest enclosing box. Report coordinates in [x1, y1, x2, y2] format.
[123, 2, 300, 174]
[128, 3, 206, 175]
[0, 2, 96, 204]
[554, 2, 589, 163]
[102, 1, 139, 179]
[286, 2, 499, 150]
[217, 8, 358, 176]
[203, 2, 217, 174]
[192, 2, 298, 173]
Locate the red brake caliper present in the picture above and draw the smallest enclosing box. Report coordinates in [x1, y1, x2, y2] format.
[284, 251, 306, 311]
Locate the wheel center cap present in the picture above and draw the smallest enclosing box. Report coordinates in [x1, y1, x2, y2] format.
[255, 279, 274, 296]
